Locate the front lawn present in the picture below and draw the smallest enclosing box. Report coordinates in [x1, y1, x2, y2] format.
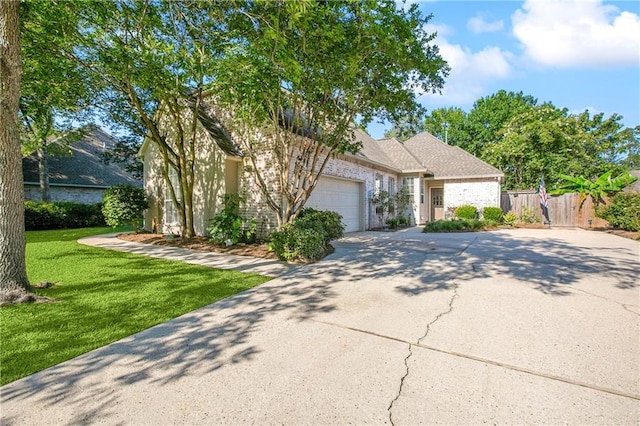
[0, 227, 270, 385]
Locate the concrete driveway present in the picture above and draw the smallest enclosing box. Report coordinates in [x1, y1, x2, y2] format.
[1, 228, 638, 424]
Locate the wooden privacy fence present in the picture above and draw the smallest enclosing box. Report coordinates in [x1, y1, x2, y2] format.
[500, 191, 609, 228]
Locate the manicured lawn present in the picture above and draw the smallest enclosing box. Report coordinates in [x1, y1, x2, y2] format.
[0, 227, 270, 386]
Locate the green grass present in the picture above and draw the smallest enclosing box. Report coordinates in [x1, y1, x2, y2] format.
[0, 227, 270, 385]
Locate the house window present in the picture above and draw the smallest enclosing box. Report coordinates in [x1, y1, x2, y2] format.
[388, 177, 395, 197]
[375, 174, 383, 194]
[432, 193, 443, 206]
[403, 177, 415, 198]
[420, 182, 425, 204]
[164, 167, 181, 226]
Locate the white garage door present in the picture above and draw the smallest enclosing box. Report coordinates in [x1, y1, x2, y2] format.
[306, 176, 363, 232]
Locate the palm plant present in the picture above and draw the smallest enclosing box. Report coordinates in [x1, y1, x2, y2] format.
[551, 171, 637, 208]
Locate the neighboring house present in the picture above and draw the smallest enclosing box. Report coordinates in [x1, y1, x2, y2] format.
[23, 127, 142, 204]
[141, 107, 503, 236]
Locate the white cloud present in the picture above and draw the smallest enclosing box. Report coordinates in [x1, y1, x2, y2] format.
[467, 15, 504, 33]
[420, 24, 513, 106]
[512, 0, 640, 68]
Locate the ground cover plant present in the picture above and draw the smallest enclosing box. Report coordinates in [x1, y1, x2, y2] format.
[0, 227, 269, 385]
[423, 218, 495, 233]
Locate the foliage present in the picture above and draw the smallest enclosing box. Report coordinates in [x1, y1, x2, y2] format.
[422, 106, 468, 145]
[102, 185, 148, 231]
[100, 133, 143, 180]
[0, 226, 269, 385]
[24, 201, 105, 230]
[269, 223, 326, 262]
[297, 208, 345, 242]
[386, 218, 399, 229]
[518, 206, 540, 224]
[383, 111, 426, 142]
[372, 190, 391, 215]
[551, 171, 638, 208]
[482, 207, 503, 223]
[454, 205, 478, 220]
[390, 89, 639, 191]
[423, 218, 489, 233]
[270, 209, 344, 262]
[215, 0, 448, 226]
[503, 211, 517, 227]
[394, 188, 414, 219]
[19, 1, 96, 201]
[37, 1, 234, 238]
[207, 194, 255, 245]
[597, 193, 640, 232]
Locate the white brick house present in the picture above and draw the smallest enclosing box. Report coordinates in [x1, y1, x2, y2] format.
[140, 117, 503, 236]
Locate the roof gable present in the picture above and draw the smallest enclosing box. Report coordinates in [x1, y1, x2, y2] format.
[23, 127, 142, 188]
[401, 132, 504, 179]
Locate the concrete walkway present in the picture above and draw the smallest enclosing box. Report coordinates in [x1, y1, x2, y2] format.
[1, 228, 638, 424]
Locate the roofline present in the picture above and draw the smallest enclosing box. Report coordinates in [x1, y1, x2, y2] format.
[341, 151, 402, 174]
[424, 174, 504, 181]
[23, 181, 138, 189]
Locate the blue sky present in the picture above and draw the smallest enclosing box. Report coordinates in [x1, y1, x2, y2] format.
[367, 0, 640, 139]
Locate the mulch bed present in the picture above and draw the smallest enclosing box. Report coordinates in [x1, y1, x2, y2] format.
[117, 233, 279, 259]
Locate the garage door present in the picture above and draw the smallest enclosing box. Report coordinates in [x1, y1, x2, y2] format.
[306, 176, 363, 232]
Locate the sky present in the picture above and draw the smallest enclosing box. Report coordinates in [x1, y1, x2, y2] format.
[367, 0, 640, 139]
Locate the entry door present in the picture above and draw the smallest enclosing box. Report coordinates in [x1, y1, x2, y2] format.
[431, 188, 444, 221]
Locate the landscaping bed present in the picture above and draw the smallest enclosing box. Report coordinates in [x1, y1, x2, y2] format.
[118, 233, 278, 259]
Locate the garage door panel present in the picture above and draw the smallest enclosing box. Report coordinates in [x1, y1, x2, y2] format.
[306, 177, 362, 232]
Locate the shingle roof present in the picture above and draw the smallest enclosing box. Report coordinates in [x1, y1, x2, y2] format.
[375, 137, 425, 172]
[401, 132, 504, 179]
[350, 129, 399, 171]
[23, 127, 142, 188]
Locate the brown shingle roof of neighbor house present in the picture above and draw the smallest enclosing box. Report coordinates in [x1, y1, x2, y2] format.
[376, 137, 425, 172]
[22, 127, 142, 188]
[402, 132, 504, 179]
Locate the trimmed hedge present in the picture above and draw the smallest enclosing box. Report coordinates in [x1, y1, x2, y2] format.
[24, 201, 106, 230]
[597, 192, 640, 232]
[270, 208, 344, 262]
[482, 207, 503, 222]
[454, 205, 478, 219]
[423, 218, 486, 233]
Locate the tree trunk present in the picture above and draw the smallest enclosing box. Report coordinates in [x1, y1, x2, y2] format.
[37, 143, 51, 202]
[0, 0, 30, 296]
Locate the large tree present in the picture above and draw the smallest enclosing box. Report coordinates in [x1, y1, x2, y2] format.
[19, 0, 94, 201]
[215, 0, 448, 226]
[1, 0, 30, 299]
[53, 1, 232, 237]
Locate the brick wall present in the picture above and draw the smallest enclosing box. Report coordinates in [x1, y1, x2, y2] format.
[24, 184, 106, 204]
[444, 179, 502, 215]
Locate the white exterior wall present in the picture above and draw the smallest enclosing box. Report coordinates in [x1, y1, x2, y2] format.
[443, 179, 502, 216]
[321, 155, 399, 230]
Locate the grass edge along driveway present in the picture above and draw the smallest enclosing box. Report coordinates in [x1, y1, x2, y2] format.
[0, 227, 271, 386]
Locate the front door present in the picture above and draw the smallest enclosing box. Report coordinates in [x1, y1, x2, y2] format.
[431, 188, 444, 221]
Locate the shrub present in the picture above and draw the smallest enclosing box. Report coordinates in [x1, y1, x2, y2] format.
[482, 207, 503, 223]
[207, 194, 256, 245]
[269, 222, 326, 262]
[24, 201, 105, 230]
[297, 208, 345, 243]
[270, 208, 345, 262]
[597, 192, 640, 231]
[102, 185, 148, 231]
[454, 205, 477, 220]
[423, 218, 486, 233]
[386, 217, 398, 229]
[518, 206, 540, 224]
[503, 211, 517, 227]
